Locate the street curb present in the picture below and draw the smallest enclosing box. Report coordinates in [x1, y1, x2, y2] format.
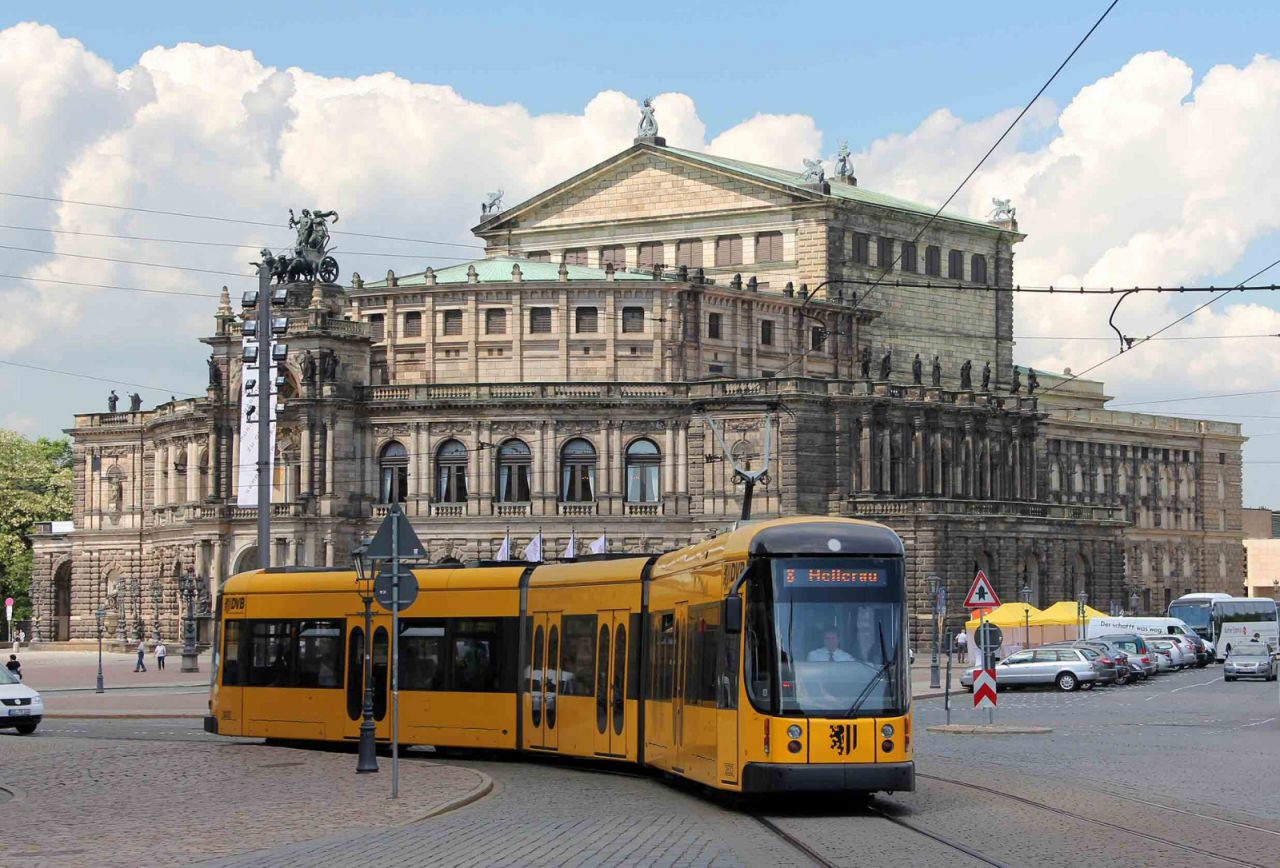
[926, 724, 1052, 735]
[40, 683, 207, 694]
[44, 712, 204, 720]
[408, 769, 495, 823]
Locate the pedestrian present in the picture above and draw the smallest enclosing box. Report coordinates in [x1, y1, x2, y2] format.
[5, 654, 20, 680]
[955, 630, 968, 664]
[155, 639, 167, 670]
[135, 638, 147, 672]
[16, 628, 24, 647]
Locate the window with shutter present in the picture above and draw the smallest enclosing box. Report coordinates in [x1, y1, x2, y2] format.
[526, 251, 551, 263]
[755, 231, 783, 263]
[925, 245, 941, 277]
[600, 245, 626, 268]
[369, 314, 385, 342]
[575, 307, 598, 333]
[971, 254, 988, 284]
[901, 242, 917, 273]
[676, 239, 703, 268]
[403, 311, 422, 337]
[707, 312, 722, 339]
[621, 306, 645, 333]
[948, 250, 964, 279]
[715, 235, 743, 267]
[760, 320, 774, 346]
[442, 310, 463, 336]
[485, 308, 507, 334]
[529, 307, 552, 334]
[877, 237, 894, 270]
[637, 242, 662, 268]
[853, 233, 870, 265]
[563, 248, 588, 266]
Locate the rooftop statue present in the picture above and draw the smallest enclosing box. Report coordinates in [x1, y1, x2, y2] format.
[802, 158, 825, 185]
[988, 197, 1016, 223]
[637, 98, 659, 139]
[931, 355, 942, 387]
[982, 360, 991, 392]
[859, 346, 872, 379]
[481, 189, 504, 216]
[879, 349, 891, 381]
[960, 359, 973, 391]
[1010, 367, 1023, 394]
[835, 141, 854, 181]
[1027, 369, 1040, 395]
[275, 209, 340, 284]
[912, 353, 923, 385]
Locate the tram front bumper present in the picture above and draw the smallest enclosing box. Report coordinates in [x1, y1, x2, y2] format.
[741, 761, 914, 794]
[203, 715, 218, 735]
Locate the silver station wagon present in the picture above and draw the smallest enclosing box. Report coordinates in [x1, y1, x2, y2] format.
[962, 647, 1099, 692]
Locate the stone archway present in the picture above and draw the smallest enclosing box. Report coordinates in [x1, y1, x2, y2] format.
[52, 560, 72, 641]
[232, 546, 259, 578]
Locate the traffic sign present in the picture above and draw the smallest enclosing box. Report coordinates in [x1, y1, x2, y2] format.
[963, 570, 1001, 609]
[374, 565, 419, 612]
[976, 622, 1003, 655]
[365, 504, 426, 561]
[973, 669, 998, 709]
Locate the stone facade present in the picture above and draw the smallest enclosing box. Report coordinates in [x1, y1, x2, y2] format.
[30, 140, 1245, 645]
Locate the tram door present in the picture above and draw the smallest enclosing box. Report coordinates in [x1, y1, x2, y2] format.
[671, 602, 688, 769]
[594, 609, 630, 757]
[343, 620, 391, 741]
[526, 612, 561, 751]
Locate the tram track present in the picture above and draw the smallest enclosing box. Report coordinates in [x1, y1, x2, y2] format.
[919, 772, 1272, 868]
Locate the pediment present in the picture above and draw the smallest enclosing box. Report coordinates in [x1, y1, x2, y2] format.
[491, 148, 809, 232]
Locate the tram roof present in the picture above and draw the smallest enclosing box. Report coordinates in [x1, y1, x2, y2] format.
[527, 556, 652, 588]
[223, 565, 530, 595]
[652, 516, 903, 576]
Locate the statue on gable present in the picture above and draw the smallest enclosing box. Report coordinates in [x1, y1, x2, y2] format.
[481, 189, 504, 217]
[207, 357, 221, 389]
[859, 346, 872, 379]
[1010, 367, 1022, 394]
[302, 350, 317, 385]
[802, 158, 825, 185]
[637, 97, 659, 139]
[982, 360, 991, 392]
[931, 355, 942, 387]
[107, 390, 118, 413]
[879, 349, 891, 381]
[278, 208, 340, 284]
[960, 359, 973, 391]
[1027, 369, 1040, 395]
[988, 197, 1016, 223]
[128, 393, 142, 411]
[835, 141, 854, 182]
[912, 353, 923, 385]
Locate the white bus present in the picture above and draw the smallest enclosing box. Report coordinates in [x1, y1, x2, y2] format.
[1211, 597, 1279, 661]
[1167, 593, 1233, 643]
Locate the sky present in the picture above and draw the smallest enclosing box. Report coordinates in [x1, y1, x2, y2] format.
[0, 2, 1278, 505]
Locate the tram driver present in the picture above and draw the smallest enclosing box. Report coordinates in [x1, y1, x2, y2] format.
[808, 629, 855, 662]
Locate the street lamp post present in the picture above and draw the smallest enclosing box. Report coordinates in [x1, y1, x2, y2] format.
[927, 574, 943, 690]
[179, 568, 200, 673]
[95, 607, 106, 694]
[1019, 583, 1033, 651]
[353, 545, 379, 774]
[1077, 590, 1089, 640]
[151, 580, 163, 642]
[1129, 590, 1141, 616]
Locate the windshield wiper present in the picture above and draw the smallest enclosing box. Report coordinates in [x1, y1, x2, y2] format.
[845, 622, 897, 719]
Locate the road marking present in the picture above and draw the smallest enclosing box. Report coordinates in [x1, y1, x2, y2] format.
[1168, 677, 1221, 694]
[1237, 717, 1275, 729]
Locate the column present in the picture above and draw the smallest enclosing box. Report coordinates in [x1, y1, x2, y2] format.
[414, 423, 426, 513]
[859, 411, 873, 492]
[301, 422, 313, 496]
[880, 420, 892, 492]
[153, 442, 164, 506]
[676, 423, 688, 493]
[324, 419, 335, 496]
[185, 440, 199, 503]
[663, 424, 675, 500]
[610, 424, 624, 500]
[213, 538, 225, 589]
[166, 443, 178, 504]
[230, 429, 239, 500]
[933, 424, 944, 496]
[913, 417, 926, 494]
[207, 428, 219, 500]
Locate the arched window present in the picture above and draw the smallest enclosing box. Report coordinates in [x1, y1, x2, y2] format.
[435, 439, 469, 503]
[496, 439, 531, 502]
[379, 441, 409, 504]
[560, 438, 597, 502]
[625, 439, 661, 503]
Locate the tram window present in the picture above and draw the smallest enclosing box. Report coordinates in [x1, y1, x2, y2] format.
[651, 612, 674, 700]
[221, 621, 242, 686]
[453, 620, 502, 692]
[595, 624, 610, 734]
[531, 624, 544, 727]
[719, 629, 740, 711]
[547, 625, 560, 730]
[246, 621, 296, 687]
[296, 620, 344, 688]
[744, 598, 773, 712]
[399, 621, 445, 691]
[689, 604, 721, 706]
[561, 615, 597, 696]
[346, 627, 364, 720]
[372, 627, 389, 720]
[612, 624, 626, 736]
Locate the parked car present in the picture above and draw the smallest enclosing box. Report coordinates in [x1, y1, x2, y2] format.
[1070, 639, 1137, 684]
[1224, 645, 1276, 682]
[961, 647, 1098, 692]
[1095, 634, 1156, 678]
[1039, 641, 1123, 685]
[1177, 632, 1211, 667]
[0, 665, 42, 734]
[1146, 638, 1178, 672]
[1162, 634, 1199, 669]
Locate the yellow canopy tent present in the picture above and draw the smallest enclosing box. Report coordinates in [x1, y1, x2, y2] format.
[1021, 600, 1112, 645]
[963, 602, 1044, 659]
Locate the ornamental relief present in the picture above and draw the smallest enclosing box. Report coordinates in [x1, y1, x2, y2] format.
[490, 421, 539, 435]
[621, 420, 667, 433]
[373, 425, 413, 437]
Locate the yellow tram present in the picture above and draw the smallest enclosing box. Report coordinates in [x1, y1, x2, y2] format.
[206, 517, 914, 793]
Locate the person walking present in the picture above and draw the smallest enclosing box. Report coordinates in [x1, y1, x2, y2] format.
[134, 638, 147, 672]
[5, 654, 20, 680]
[955, 630, 968, 664]
[154, 639, 167, 670]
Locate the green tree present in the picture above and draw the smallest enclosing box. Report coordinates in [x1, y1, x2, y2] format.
[0, 431, 73, 620]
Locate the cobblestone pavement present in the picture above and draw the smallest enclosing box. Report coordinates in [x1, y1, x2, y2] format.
[0, 732, 489, 868]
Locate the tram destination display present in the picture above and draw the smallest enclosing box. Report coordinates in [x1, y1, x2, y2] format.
[782, 563, 888, 587]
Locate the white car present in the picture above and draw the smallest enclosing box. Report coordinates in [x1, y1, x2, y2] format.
[0, 666, 43, 734]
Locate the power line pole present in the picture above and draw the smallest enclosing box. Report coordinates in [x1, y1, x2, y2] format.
[256, 261, 272, 570]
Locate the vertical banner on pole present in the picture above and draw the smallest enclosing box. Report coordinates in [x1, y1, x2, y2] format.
[237, 330, 277, 507]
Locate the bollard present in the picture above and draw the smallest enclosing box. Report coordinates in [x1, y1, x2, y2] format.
[944, 630, 953, 725]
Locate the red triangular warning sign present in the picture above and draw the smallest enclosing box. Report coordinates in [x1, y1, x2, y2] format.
[963, 570, 1001, 609]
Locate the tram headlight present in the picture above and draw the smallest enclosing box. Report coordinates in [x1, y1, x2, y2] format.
[787, 740, 803, 754]
[881, 723, 894, 738]
[787, 725, 803, 739]
[881, 739, 894, 753]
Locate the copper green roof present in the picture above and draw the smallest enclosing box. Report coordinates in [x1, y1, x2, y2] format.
[659, 145, 992, 229]
[361, 256, 666, 289]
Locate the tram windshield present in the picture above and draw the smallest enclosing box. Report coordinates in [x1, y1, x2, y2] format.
[745, 557, 908, 718]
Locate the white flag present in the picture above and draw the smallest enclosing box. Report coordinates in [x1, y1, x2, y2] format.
[523, 532, 543, 562]
[589, 532, 607, 555]
[495, 530, 511, 560]
[563, 530, 576, 560]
